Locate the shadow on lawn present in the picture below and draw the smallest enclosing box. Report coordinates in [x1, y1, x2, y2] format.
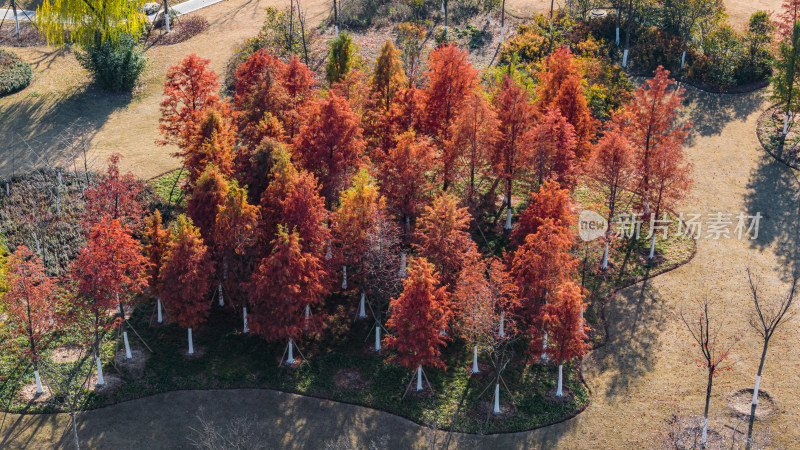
[0, 73, 132, 178]
[682, 85, 767, 142]
[743, 151, 800, 279]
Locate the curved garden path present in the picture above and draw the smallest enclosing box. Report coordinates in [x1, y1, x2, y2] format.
[2, 82, 799, 450]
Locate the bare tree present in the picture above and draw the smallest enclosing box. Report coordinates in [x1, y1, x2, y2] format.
[744, 269, 797, 449]
[680, 298, 735, 449]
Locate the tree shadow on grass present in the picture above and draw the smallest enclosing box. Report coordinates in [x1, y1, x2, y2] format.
[743, 151, 800, 279]
[0, 82, 132, 178]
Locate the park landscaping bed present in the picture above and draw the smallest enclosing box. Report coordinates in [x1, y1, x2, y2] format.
[756, 104, 800, 170]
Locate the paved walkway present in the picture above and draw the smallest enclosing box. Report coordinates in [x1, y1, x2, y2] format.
[2, 87, 799, 449]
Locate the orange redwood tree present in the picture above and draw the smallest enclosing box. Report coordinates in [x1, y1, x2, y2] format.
[384, 257, 451, 391]
[511, 179, 576, 249]
[539, 281, 590, 396]
[143, 210, 171, 322]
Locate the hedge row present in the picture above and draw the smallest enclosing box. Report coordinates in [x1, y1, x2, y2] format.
[0, 50, 32, 95]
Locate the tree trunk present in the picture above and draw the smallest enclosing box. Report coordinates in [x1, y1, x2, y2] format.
[556, 364, 563, 396]
[34, 370, 44, 395]
[548, 0, 555, 53]
[341, 265, 348, 290]
[493, 383, 501, 414]
[287, 339, 295, 364]
[333, 0, 338, 36]
[358, 292, 367, 318]
[416, 365, 423, 391]
[70, 410, 81, 450]
[157, 299, 163, 323]
[218, 282, 224, 307]
[374, 325, 381, 351]
[500, 0, 506, 42]
[123, 331, 132, 359]
[499, 311, 505, 337]
[95, 356, 105, 386]
[623, 0, 633, 67]
[11, 0, 19, 37]
[472, 345, 479, 373]
[164, 0, 170, 33]
[615, 4, 621, 45]
[243, 307, 249, 333]
[289, 0, 293, 50]
[648, 233, 656, 261]
[702, 372, 713, 448]
[188, 328, 194, 355]
[601, 240, 610, 270]
[746, 339, 771, 449]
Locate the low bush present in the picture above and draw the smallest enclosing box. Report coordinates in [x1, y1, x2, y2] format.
[76, 34, 147, 92]
[0, 50, 32, 95]
[147, 15, 209, 46]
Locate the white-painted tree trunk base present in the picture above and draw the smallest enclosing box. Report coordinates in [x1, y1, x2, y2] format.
[472, 345, 479, 373]
[218, 283, 224, 306]
[334, 25, 339, 36]
[615, 27, 619, 46]
[375, 326, 381, 351]
[416, 365, 423, 391]
[123, 331, 132, 359]
[243, 307, 249, 333]
[358, 293, 367, 318]
[34, 370, 44, 395]
[622, 49, 629, 68]
[165, 11, 170, 33]
[157, 299, 163, 323]
[286, 339, 295, 365]
[783, 113, 790, 136]
[556, 364, 563, 397]
[499, 312, 505, 338]
[326, 240, 332, 260]
[399, 253, 407, 278]
[342, 266, 347, 290]
[304, 304, 311, 330]
[493, 383, 501, 414]
[752, 375, 761, 405]
[500, 26, 504, 42]
[702, 417, 708, 447]
[188, 328, 194, 355]
[648, 234, 656, 260]
[5, 183, 9, 196]
[504, 208, 512, 230]
[96, 357, 105, 386]
[680, 50, 686, 69]
[601, 241, 609, 270]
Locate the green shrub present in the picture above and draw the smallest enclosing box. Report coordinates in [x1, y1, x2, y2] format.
[76, 34, 146, 92]
[326, 31, 357, 85]
[0, 50, 32, 95]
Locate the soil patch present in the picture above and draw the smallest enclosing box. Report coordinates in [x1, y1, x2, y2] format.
[113, 347, 150, 378]
[16, 382, 53, 404]
[50, 345, 85, 364]
[333, 368, 371, 391]
[728, 389, 777, 420]
[89, 373, 124, 395]
[477, 399, 518, 419]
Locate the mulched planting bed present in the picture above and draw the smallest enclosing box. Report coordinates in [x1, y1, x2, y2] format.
[757, 104, 800, 170]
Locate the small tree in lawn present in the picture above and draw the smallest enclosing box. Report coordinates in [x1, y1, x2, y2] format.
[585, 131, 636, 270]
[82, 154, 146, 231]
[371, 40, 407, 112]
[248, 225, 329, 365]
[525, 107, 578, 190]
[379, 131, 437, 233]
[744, 269, 797, 448]
[614, 66, 690, 221]
[187, 165, 230, 249]
[2, 246, 59, 396]
[539, 281, 589, 397]
[422, 42, 479, 190]
[775, 0, 800, 41]
[233, 49, 289, 149]
[214, 182, 260, 311]
[143, 210, 171, 323]
[160, 215, 214, 355]
[384, 257, 451, 392]
[177, 109, 236, 187]
[413, 194, 479, 291]
[680, 298, 735, 449]
[291, 91, 367, 204]
[326, 32, 357, 85]
[511, 179, 576, 249]
[71, 217, 149, 386]
[446, 90, 501, 207]
[491, 75, 536, 230]
[158, 54, 222, 149]
[772, 22, 800, 137]
[361, 207, 403, 350]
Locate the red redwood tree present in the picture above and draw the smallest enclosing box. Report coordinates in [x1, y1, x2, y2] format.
[177, 109, 236, 187]
[511, 179, 576, 248]
[525, 107, 578, 189]
[2, 246, 60, 385]
[143, 210, 171, 320]
[585, 130, 636, 269]
[279, 171, 331, 259]
[83, 154, 146, 231]
[491, 75, 536, 229]
[413, 194, 479, 290]
[446, 90, 501, 206]
[539, 281, 590, 396]
[281, 56, 319, 139]
[214, 182, 260, 308]
[375, 87, 426, 159]
[259, 147, 300, 249]
[776, 0, 800, 40]
[233, 49, 290, 149]
[291, 92, 367, 204]
[160, 215, 214, 354]
[384, 257, 451, 388]
[158, 54, 222, 148]
[379, 131, 437, 231]
[248, 226, 329, 359]
[422, 43, 479, 190]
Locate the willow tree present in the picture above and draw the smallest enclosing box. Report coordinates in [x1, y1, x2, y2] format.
[36, 0, 147, 48]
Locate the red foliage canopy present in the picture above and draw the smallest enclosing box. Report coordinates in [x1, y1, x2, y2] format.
[233, 49, 289, 148]
[384, 257, 451, 370]
[282, 56, 319, 139]
[143, 210, 171, 295]
[247, 226, 329, 342]
[177, 108, 236, 187]
[378, 131, 437, 226]
[538, 281, 590, 364]
[512, 179, 576, 248]
[159, 215, 214, 329]
[159, 54, 221, 148]
[525, 106, 578, 189]
[187, 165, 230, 249]
[83, 154, 146, 231]
[585, 130, 636, 228]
